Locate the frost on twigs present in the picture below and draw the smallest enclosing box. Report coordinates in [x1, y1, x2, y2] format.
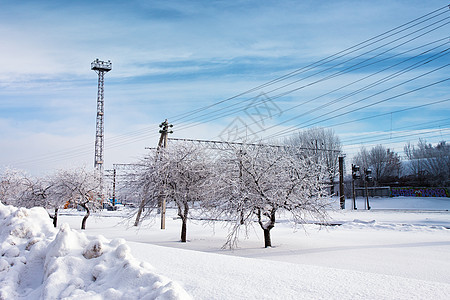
[206, 143, 332, 249]
[132, 143, 212, 243]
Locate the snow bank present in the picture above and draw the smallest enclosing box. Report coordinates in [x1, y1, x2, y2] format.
[0, 202, 191, 299]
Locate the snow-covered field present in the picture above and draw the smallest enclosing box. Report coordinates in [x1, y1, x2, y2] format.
[1, 197, 449, 299]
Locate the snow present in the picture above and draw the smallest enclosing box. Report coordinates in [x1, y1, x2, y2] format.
[1, 197, 450, 299]
[0, 202, 191, 299]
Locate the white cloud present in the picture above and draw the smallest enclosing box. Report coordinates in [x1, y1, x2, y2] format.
[0, 0, 448, 174]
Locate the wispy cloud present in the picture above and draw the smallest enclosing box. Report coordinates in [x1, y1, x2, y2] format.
[0, 0, 448, 174]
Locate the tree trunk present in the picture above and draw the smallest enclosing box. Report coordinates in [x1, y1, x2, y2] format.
[181, 218, 187, 242]
[263, 228, 272, 248]
[53, 208, 58, 228]
[81, 203, 90, 230]
[330, 176, 335, 196]
[134, 198, 146, 226]
[179, 202, 189, 242]
[257, 208, 276, 248]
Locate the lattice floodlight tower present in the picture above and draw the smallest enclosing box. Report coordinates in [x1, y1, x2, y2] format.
[91, 59, 112, 178]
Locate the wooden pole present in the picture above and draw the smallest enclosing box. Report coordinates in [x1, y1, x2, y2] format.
[134, 119, 172, 227]
[158, 119, 172, 230]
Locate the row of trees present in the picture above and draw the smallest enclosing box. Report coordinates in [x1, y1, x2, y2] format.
[404, 140, 450, 186]
[353, 145, 402, 185]
[286, 127, 342, 194]
[126, 142, 332, 248]
[1, 138, 334, 248]
[3, 126, 445, 248]
[353, 140, 449, 187]
[0, 168, 101, 229]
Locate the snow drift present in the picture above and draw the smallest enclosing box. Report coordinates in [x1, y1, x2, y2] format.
[0, 202, 191, 299]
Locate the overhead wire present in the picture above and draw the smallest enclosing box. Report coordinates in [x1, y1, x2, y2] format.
[262, 68, 450, 141]
[4, 5, 449, 168]
[317, 98, 450, 131]
[342, 130, 450, 157]
[173, 16, 450, 136]
[169, 5, 449, 123]
[207, 41, 449, 141]
[340, 117, 450, 145]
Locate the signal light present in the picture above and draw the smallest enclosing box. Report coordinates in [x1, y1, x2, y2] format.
[352, 164, 361, 180]
[364, 168, 372, 181]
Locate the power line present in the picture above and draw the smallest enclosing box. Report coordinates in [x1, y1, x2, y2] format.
[343, 127, 450, 147]
[172, 17, 450, 133]
[308, 98, 450, 131]
[169, 5, 449, 123]
[263, 71, 450, 142]
[282, 99, 450, 157]
[340, 118, 450, 145]
[4, 6, 449, 169]
[210, 42, 449, 141]
[343, 130, 450, 157]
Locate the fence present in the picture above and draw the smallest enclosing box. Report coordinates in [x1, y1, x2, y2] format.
[350, 186, 450, 197]
[390, 187, 449, 197]
[354, 187, 391, 198]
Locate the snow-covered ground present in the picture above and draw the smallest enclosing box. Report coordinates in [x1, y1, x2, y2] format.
[0, 203, 191, 299]
[1, 197, 449, 299]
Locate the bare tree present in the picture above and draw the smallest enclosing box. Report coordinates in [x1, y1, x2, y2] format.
[353, 146, 370, 173]
[135, 144, 212, 242]
[0, 168, 29, 206]
[286, 128, 342, 194]
[52, 168, 102, 230]
[353, 145, 401, 185]
[1, 169, 64, 226]
[1, 168, 103, 228]
[207, 144, 331, 248]
[404, 140, 450, 186]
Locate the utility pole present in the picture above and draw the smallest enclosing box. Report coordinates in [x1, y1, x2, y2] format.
[133, 120, 173, 227]
[158, 119, 173, 229]
[338, 156, 345, 209]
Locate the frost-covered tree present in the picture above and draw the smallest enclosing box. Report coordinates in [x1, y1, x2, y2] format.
[353, 147, 370, 174]
[404, 140, 450, 186]
[0, 168, 102, 228]
[44, 172, 75, 227]
[353, 145, 401, 185]
[286, 128, 342, 194]
[1, 169, 62, 226]
[0, 169, 50, 209]
[51, 168, 102, 230]
[207, 145, 331, 248]
[0, 169, 30, 206]
[135, 144, 212, 242]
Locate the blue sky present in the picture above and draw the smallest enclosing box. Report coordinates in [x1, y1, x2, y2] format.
[0, 0, 449, 174]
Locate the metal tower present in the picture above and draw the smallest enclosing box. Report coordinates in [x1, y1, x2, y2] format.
[91, 58, 112, 175]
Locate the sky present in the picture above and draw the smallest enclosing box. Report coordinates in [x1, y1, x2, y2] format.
[0, 0, 449, 175]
